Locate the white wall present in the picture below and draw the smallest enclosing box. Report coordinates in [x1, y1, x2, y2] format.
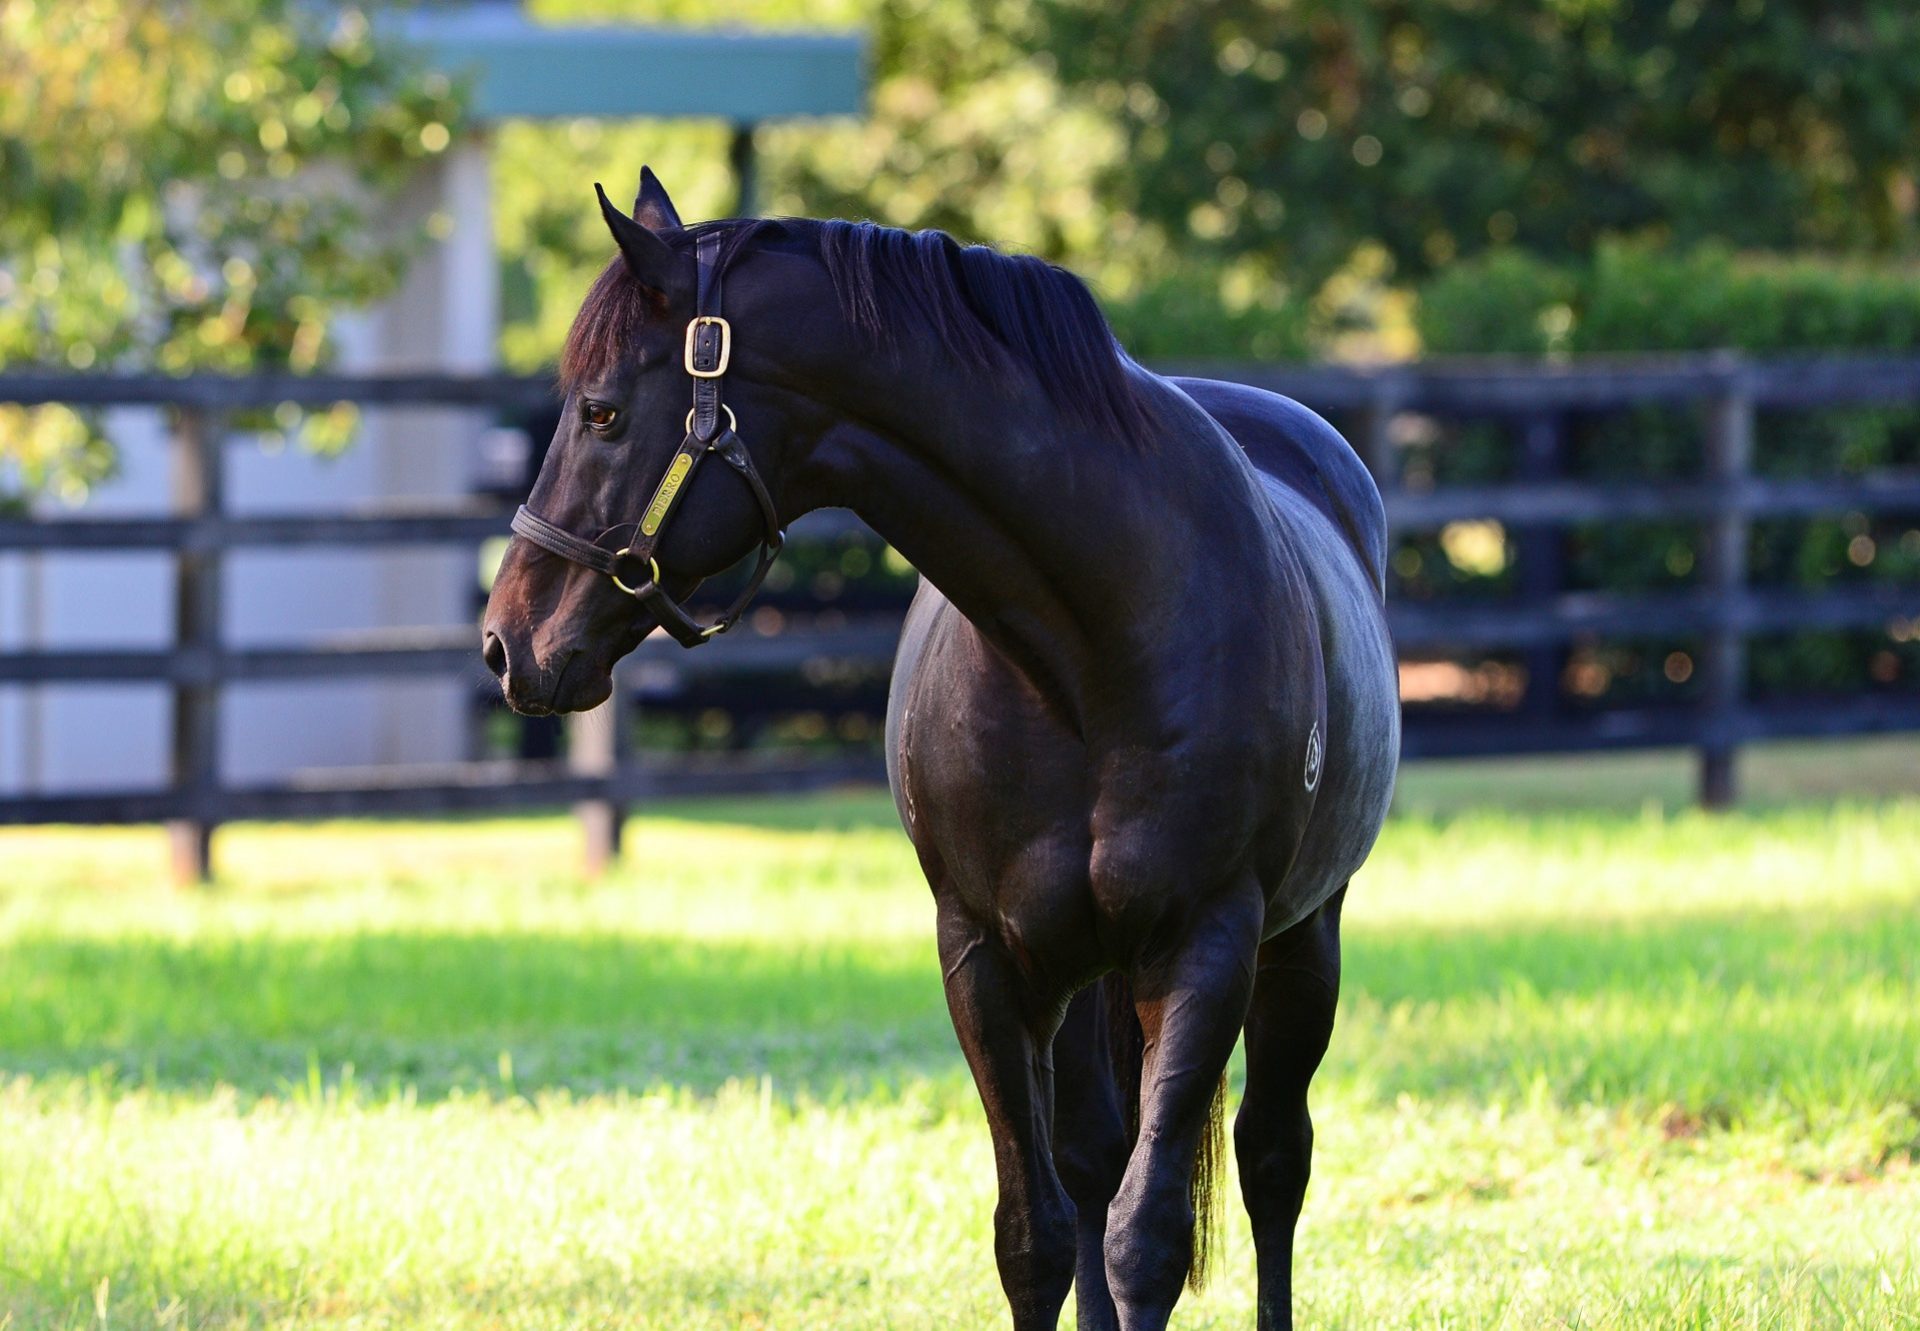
[0, 140, 499, 797]
[0, 408, 175, 793]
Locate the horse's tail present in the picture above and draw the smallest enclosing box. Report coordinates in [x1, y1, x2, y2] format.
[1101, 973, 1227, 1293]
[1188, 1070, 1227, 1291]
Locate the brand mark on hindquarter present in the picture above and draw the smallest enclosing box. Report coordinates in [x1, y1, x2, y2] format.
[1304, 721, 1323, 791]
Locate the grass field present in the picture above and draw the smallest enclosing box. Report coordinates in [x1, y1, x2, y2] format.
[2, 741, 1917, 1328]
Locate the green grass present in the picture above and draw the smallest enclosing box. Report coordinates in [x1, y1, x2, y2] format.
[2, 753, 1918, 1327]
[1389, 734, 1920, 816]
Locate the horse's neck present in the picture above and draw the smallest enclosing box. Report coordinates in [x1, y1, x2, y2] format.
[796, 356, 1281, 736]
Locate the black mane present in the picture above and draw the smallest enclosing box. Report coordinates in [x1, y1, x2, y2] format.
[564, 216, 1157, 449]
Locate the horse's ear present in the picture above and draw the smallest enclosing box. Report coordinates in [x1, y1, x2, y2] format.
[633, 166, 683, 232]
[596, 182, 684, 296]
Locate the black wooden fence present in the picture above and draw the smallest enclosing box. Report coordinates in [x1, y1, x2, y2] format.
[1182, 353, 1920, 801]
[2, 355, 1917, 881]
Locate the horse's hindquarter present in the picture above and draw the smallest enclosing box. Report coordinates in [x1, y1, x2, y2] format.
[1249, 475, 1399, 926]
[1175, 378, 1401, 930]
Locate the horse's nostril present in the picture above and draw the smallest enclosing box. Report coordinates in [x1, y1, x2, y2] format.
[481, 630, 509, 678]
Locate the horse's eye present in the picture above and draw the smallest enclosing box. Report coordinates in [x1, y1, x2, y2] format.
[583, 401, 619, 432]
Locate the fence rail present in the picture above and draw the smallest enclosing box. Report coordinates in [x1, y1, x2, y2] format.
[3, 354, 1917, 880]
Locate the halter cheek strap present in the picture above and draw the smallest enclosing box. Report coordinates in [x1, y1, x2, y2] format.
[510, 231, 786, 648]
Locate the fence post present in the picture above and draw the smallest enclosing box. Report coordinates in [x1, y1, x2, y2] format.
[1699, 358, 1754, 808]
[168, 406, 222, 885]
[1352, 374, 1402, 495]
[1517, 413, 1567, 718]
[729, 123, 758, 217]
[569, 686, 626, 876]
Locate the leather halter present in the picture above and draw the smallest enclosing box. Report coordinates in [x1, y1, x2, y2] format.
[510, 232, 785, 648]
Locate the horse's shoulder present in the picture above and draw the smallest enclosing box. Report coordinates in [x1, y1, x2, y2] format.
[1169, 376, 1388, 595]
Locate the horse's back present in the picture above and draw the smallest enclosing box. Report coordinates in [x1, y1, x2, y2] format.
[1170, 377, 1387, 596]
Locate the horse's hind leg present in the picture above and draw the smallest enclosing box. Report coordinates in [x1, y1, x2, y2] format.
[1105, 887, 1264, 1331]
[1235, 885, 1344, 1331]
[1050, 981, 1130, 1331]
[938, 906, 1077, 1330]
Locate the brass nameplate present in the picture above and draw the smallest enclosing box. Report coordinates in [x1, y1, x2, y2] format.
[641, 453, 695, 536]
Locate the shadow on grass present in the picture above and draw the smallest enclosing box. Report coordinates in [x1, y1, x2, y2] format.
[0, 929, 959, 1101]
[2, 898, 1912, 1117]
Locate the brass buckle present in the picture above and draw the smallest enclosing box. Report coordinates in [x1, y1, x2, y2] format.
[684, 315, 731, 377]
[683, 404, 737, 437]
[610, 550, 662, 598]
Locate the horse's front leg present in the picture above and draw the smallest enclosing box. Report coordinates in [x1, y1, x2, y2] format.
[1105, 884, 1264, 1331]
[939, 905, 1078, 1330]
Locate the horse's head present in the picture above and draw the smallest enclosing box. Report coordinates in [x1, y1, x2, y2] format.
[483, 170, 806, 715]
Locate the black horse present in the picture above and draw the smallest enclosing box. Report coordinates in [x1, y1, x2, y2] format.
[483, 170, 1399, 1330]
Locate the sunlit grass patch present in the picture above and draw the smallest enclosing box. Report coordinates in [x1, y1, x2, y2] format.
[0, 1078, 1002, 1330]
[1, 788, 1917, 1327]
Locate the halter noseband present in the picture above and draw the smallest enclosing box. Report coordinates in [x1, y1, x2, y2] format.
[509, 231, 786, 648]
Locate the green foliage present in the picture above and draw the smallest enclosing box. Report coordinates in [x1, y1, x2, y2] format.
[1577, 247, 1920, 357]
[501, 1, 1920, 372]
[0, 0, 462, 501]
[1040, 0, 1920, 291]
[757, 0, 1129, 265]
[493, 117, 751, 372]
[1412, 246, 1920, 706]
[506, 0, 1335, 371]
[500, 0, 1143, 370]
[1102, 261, 1312, 362]
[1414, 251, 1577, 358]
[1424, 245, 1920, 359]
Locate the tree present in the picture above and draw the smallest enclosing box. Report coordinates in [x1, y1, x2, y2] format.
[1039, 0, 1920, 290]
[495, 0, 1138, 369]
[0, 0, 462, 502]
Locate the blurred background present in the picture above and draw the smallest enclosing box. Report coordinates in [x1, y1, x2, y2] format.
[3, 0, 1918, 872]
[2, 6, 1918, 1328]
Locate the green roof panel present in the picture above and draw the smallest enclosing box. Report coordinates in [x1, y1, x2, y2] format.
[403, 11, 865, 121]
